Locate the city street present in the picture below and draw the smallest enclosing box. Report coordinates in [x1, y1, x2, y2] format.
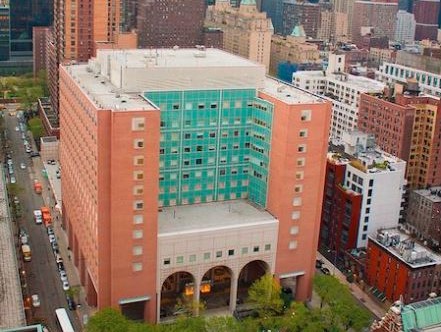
[3, 108, 80, 331]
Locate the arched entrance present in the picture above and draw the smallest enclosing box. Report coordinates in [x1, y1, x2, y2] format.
[160, 271, 195, 319]
[200, 266, 232, 310]
[238, 260, 269, 302]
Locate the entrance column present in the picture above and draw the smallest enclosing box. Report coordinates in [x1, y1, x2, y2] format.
[194, 281, 201, 316]
[229, 272, 238, 313]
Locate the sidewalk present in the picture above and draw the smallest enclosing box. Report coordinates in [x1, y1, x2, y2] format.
[316, 251, 386, 319]
[29, 137, 92, 329]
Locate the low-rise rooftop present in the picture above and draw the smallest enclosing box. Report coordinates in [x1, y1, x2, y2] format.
[369, 228, 441, 269]
[413, 187, 441, 203]
[158, 200, 277, 236]
[261, 77, 327, 104]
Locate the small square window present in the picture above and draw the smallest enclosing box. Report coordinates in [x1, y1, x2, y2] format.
[290, 226, 299, 235]
[228, 249, 235, 256]
[298, 144, 307, 153]
[253, 246, 259, 253]
[133, 246, 143, 256]
[134, 139, 144, 149]
[299, 129, 308, 137]
[294, 185, 303, 193]
[264, 244, 271, 251]
[163, 258, 171, 265]
[216, 251, 222, 258]
[176, 256, 184, 264]
[133, 230, 143, 239]
[292, 211, 300, 220]
[189, 254, 196, 262]
[289, 241, 298, 250]
[301, 110, 312, 121]
[184, 133, 191, 139]
[132, 262, 143, 272]
[297, 158, 305, 167]
[296, 171, 304, 180]
[204, 252, 211, 260]
[133, 185, 144, 195]
[134, 156, 144, 166]
[134, 201, 144, 210]
[242, 247, 248, 255]
[133, 215, 143, 224]
[134, 171, 144, 180]
[293, 197, 302, 206]
[132, 118, 145, 131]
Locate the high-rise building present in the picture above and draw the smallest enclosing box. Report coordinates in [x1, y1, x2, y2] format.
[137, 0, 206, 48]
[282, 1, 321, 38]
[413, 0, 440, 41]
[47, 0, 135, 117]
[9, 0, 53, 56]
[32, 26, 50, 77]
[351, 1, 398, 48]
[260, 0, 284, 34]
[206, 0, 273, 70]
[395, 10, 416, 42]
[331, 0, 355, 39]
[358, 85, 441, 189]
[59, 47, 331, 322]
[0, 2, 9, 61]
[321, 131, 406, 258]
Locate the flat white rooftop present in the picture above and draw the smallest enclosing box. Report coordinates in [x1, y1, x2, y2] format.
[64, 65, 158, 111]
[98, 48, 262, 69]
[294, 71, 385, 92]
[261, 77, 326, 104]
[370, 228, 441, 269]
[158, 200, 277, 235]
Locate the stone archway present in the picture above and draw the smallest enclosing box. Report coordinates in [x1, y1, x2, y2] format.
[160, 271, 195, 319]
[238, 260, 269, 302]
[199, 265, 233, 311]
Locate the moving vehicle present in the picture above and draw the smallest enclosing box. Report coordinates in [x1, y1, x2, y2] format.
[34, 180, 42, 194]
[54, 308, 75, 332]
[31, 294, 41, 308]
[33, 210, 42, 224]
[41, 206, 52, 227]
[22, 244, 32, 262]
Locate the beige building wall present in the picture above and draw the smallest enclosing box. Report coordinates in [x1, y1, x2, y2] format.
[206, 1, 273, 70]
[269, 35, 320, 76]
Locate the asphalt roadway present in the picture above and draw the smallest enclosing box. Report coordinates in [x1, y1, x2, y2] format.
[4, 108, 80, 331]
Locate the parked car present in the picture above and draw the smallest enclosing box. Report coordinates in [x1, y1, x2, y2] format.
[20, 162, 26, 169]
[10, 176, 16, 184]
[59, 270, 68, 282]
[30, 152, 40, 157]
[56, 254, 63, 264]
[62, 281, 70, 291]
[52, 241, 59, 252]
[20, 233, 28, 245]
[31, 294, 40, 308]
[48, 234, 56, 243]
[57, 261, 64, 272]
[7, 159, 12, 166]
[25, 146, 32, 153]
[47, 227, 54, 236]
[14, 126, 19, 131]
[13, 196, 19, 204]
[315, 259, 324, 269]
[66, 296, 76, 310]
[321, 267, 331, 275]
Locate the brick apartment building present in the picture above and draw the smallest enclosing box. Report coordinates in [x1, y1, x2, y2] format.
[59, 48, 331, 322]
[320, 131, 406, 260]
[358, 85, 441, 189]
[367, 228, 441, 304]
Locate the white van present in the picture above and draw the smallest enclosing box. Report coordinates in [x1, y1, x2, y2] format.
[33, 210, 43, 224]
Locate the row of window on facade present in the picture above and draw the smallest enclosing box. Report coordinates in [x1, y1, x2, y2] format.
[162, 244, 273, 267]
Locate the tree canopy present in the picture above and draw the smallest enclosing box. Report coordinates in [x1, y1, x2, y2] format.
[86, 275, 372, 332]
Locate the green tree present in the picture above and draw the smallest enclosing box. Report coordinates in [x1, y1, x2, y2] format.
[28, 117, 44, 140]
[66, 285, 81, 303]
[247, 273, 284, 318]
[85, 308, 133, 332]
